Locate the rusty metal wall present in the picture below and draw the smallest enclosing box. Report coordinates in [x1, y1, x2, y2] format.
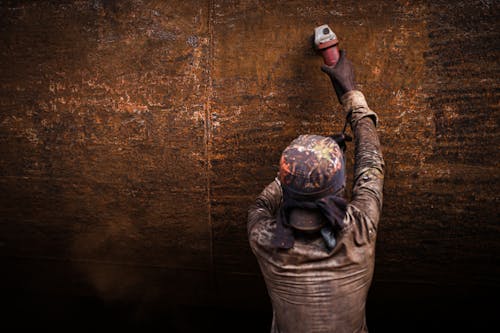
[1, 0, 499, 330]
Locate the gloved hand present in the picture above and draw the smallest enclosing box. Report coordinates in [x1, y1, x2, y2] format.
[321, 50, 356, 104]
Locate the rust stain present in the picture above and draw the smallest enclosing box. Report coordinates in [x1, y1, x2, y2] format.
[0, 0, 498, 321]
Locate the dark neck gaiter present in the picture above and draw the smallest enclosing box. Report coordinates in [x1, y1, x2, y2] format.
[272, 186, 347, 251]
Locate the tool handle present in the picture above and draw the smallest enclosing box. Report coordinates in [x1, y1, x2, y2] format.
[321, 44, 340, 67]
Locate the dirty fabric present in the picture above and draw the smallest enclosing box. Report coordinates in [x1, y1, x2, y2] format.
[272, 186, 347, 250]
[248, 90, 384, 333]
[278, 134, 345, 195]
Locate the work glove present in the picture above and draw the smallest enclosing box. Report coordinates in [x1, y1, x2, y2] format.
[321, 50, 356, 104]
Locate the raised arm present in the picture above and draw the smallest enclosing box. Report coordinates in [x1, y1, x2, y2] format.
[321, 50, 384, 225]
[343, 91, 384, 224]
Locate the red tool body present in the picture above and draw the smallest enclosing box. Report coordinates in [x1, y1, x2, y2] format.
[314, 24, 340, 67]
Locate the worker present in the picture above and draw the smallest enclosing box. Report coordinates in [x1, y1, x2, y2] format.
[247, 49, 384, 333]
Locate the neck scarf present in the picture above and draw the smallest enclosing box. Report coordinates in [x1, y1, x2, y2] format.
[272, 186, 347, 250]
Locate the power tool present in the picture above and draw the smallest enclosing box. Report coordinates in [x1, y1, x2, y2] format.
[314, 24, 340, 67]
[314, 24, 352, 147]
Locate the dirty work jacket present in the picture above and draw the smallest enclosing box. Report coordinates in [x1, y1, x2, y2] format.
[248, 90, 384, 333]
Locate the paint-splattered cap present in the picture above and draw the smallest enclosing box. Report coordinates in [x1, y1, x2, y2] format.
[279, 134, 345, 198]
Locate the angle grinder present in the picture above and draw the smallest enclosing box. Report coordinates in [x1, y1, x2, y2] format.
[314, 24, 352, 145]
[314, 24, 340, 67]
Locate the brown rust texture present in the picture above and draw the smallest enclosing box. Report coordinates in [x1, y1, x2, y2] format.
[0, 0, 499, 327]
[0, 0, 213, 305]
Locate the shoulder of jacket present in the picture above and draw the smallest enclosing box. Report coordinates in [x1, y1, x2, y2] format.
[341, 204, 378, 240]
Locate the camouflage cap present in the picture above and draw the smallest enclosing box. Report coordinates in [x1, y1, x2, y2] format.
[279, 134, 345, 198]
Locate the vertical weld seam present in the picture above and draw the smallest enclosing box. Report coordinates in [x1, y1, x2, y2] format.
[205, 0, 215, 296]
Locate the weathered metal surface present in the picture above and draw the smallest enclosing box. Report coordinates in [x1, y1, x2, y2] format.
[0, 0, 499, 329]
[0, 0, 212, 305]
[378, 0, 500, 289]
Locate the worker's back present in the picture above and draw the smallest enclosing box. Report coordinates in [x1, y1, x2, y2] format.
[248, 179, 378, 333]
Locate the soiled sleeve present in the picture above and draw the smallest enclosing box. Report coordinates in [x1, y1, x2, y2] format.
[342, 90, 385, 228]
[247, 178, 282, 235]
